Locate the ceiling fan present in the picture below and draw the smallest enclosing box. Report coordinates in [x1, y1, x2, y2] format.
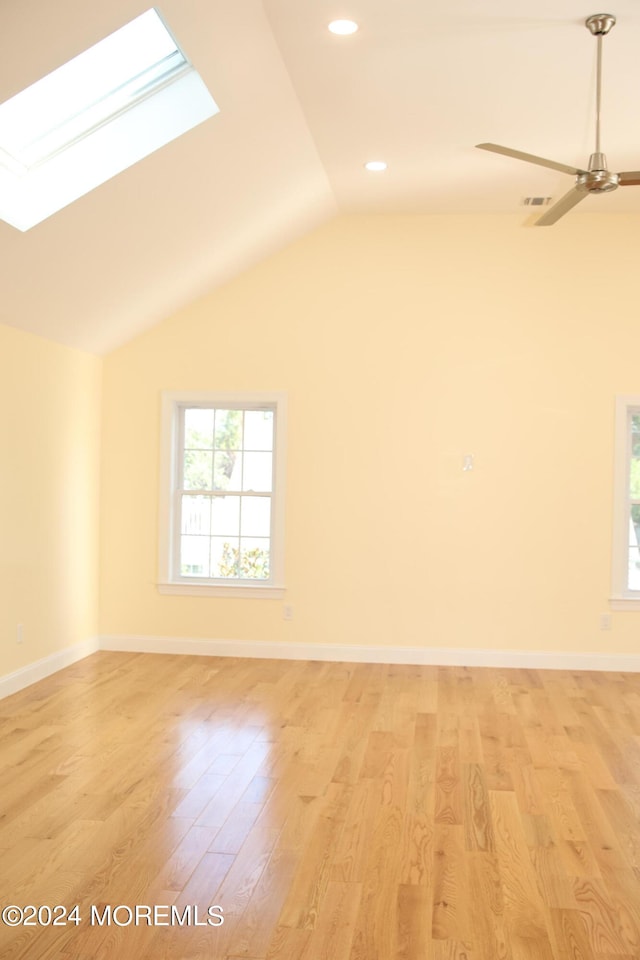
[476, 13, 640, 225]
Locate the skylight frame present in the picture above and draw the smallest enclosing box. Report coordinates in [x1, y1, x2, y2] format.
[0, 8, 219, 231]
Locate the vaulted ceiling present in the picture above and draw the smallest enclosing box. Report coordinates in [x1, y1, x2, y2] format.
[2, 0, 640, 353]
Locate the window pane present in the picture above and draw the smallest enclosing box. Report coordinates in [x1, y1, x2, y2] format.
[630, 459, 640, 499]
[181, 535, 210, 577]
[244, 410, 274, 451]
[211, 537, 240, 578]
[181, 496, 211, 535]
[629, 549, 640, 590]
[212, 496, 240, 536]
[633, 414, 640, 457]
[239, 538, 270, 579]
[242, 452, 272, 492]
[184, 450, 213, 490]
[241, 497, 271, 537]
[628, 506, 640, 589]
[184, 409, 214, 449]
[214, 450, 241, 490]
[215, 409, 243, 450]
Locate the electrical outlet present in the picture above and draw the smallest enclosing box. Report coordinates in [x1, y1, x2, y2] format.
[599, 613, 612, 631]
[283, 605, 294, 621]
[16, 623, 23, 644]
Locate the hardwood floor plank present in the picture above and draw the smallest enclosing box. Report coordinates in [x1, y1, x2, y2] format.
[329, 780, 376, 882]
[171, 773, 227, 820]
[277, 805, 339, 930]
[396, 883, 431, 959]
[298, 880, 361, 960]
[535, 768, 588, 844]
[432, 824, 468, 940]
[407, 712, 437, 816]
[209, 802, 264, 855]
[557, 837, 603, 879]
[432, 941, 475, 959]
[528, 843, 577, 910]
[222, 845, 299, 958]
[463, 763, 495, 852]
[152, 824, 219, 892]
[548, 908, 594, 960]
[489, 790, 555, 954]
[399, 811, 433, 885]
[467, 852, 511, 960]
[435, 743, 462, 825]
[347, 804, 403, 958]
[510, 761, 546, 817]
[264, 925, 311, 959]
[572, 877, 638, 954]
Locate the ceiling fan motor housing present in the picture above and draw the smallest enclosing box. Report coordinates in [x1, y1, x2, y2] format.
[582, 152, 619, 192]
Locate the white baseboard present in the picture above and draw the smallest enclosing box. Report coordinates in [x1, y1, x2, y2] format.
[0, 636, 637, 702]
[98, 635, 640, 672]
[0, 637, 100, 701]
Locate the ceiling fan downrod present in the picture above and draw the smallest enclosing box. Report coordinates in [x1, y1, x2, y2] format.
[585, 13, 616, 177]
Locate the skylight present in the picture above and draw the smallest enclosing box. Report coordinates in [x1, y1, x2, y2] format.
[0, 8, 219, 231]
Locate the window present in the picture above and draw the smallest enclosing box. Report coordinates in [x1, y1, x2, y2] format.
[0, 9, 219, 230]
[611, 396, 640, 608]
[159, 392, 286, 598]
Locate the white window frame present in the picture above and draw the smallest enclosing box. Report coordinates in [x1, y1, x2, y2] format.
[158, 390, 286, 598]
[611, 395, 640, 609]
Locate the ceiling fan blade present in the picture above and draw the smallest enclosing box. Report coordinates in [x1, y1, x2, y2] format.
[618, 172, 640, 186]
[534, 186, 588, 226]
[476, 143, 586, 177]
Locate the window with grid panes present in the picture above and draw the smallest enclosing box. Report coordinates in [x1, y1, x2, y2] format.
[159, 392, 286, 597]
[611, 397, 640, 607]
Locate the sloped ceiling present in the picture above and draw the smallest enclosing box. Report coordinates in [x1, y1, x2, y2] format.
[2, 0, 640, 353]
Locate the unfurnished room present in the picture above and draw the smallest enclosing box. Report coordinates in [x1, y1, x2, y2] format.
[1, 2, 639, 958]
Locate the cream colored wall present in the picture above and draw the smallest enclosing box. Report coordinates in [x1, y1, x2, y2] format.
[0, 323, 102, 676]
[100, 214, 640, 654]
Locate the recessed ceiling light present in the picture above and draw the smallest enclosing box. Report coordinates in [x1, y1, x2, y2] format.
[364, 160, 387, 172]
[328, 19, 358, 35]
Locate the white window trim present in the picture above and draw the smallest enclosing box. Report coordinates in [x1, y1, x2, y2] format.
[158, 390, 286, 598]
[610, 395, 640, 610]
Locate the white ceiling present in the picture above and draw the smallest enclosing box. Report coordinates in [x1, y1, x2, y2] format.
[2, 0, 640, 353]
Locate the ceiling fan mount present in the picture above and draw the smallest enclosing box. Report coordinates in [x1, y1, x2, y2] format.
[585, 13, 616, 35]
[476, 13, 640, 225]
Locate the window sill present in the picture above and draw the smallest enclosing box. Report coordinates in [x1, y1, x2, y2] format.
[157, 582, 285, 599]
[609, 597, 640, 611]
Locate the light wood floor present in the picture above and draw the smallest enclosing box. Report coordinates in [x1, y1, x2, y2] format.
[1, 652, 639, 960]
